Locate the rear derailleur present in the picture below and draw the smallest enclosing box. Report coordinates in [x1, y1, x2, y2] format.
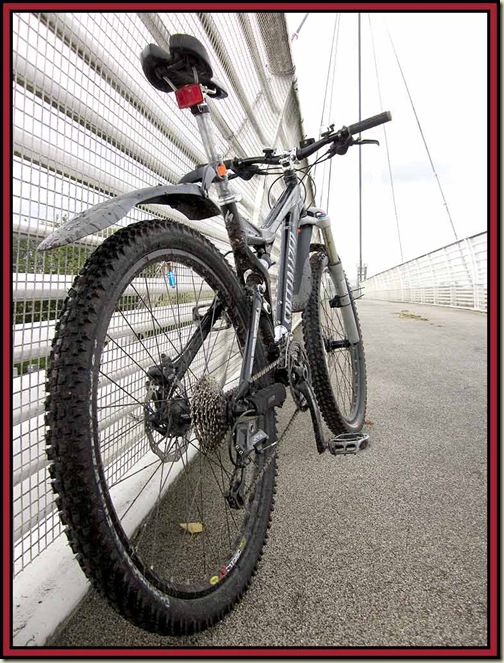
[225, 382, 287, 510]
[226, 395, 283, 508]
[225, 340, 328, 509]
[225, 413, 270, 509]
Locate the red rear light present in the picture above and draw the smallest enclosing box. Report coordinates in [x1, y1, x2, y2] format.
[175, 84, 204, 109]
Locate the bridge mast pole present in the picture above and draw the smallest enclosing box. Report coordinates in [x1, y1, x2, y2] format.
[358, 12, 364, 285]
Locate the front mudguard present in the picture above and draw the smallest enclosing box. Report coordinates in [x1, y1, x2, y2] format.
[38, 183, 221, 251]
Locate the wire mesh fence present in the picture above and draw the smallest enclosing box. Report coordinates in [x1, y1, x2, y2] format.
[362, 232, 487, 311]
[12, 11, 308, 576]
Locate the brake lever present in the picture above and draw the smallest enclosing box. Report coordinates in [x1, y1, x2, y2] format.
[354, 138, 380, 147]
[328, 136, 380, 157]
[229, 161, 263, 181]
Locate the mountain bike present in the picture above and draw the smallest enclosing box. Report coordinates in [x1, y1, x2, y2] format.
[40, 34, 391, 635]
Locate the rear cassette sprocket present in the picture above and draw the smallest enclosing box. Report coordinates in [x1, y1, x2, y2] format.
[191, 375, 229, 452]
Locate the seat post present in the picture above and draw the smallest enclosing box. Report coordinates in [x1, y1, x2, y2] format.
[192, 103, 238, 205]
[193, 104, 219, 162]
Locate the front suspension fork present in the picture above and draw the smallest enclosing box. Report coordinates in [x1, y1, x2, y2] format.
[317, 213, 360, 345]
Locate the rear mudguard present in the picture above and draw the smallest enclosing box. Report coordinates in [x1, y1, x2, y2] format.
[38, 183, 221, 251]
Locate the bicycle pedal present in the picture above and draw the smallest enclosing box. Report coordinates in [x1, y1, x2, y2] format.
[327, 433, 369, 455]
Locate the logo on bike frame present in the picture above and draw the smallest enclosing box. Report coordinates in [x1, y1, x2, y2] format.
[280, 214, 297, 327]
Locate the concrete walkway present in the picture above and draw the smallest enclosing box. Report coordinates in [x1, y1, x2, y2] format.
[51, 300, 488, 648]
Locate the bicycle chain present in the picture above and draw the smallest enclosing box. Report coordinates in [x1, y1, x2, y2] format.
[242, 405, 301, 503]
[225, 357, 282, 397]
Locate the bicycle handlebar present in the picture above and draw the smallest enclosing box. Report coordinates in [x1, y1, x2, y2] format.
[176, 110, 394, 184]
[231, 110, 392, 170]
[295, 110, 392, 161]
[346, 111, 392, 136]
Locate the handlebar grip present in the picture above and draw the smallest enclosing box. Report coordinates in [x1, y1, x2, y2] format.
[347, 111, 392, 135]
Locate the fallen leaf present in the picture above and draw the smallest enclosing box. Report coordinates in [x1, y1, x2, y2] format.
[180, 522, 204, 535]
[395, 310, 429, 321]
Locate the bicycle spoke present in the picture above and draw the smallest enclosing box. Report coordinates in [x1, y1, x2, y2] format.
[110, 458, 162, 489]
[132, 452, 179, 555]
[129, 281, 199, 384]
[119, 461, 165, 524]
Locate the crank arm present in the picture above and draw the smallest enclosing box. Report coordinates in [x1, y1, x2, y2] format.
[295, 379, 326, 454]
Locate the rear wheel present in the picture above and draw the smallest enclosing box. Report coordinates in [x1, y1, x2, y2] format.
[302, 252, 367, 434]
[46, 219, 277, 634]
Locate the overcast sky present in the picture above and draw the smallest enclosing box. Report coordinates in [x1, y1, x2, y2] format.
[285, 11, 487, 278]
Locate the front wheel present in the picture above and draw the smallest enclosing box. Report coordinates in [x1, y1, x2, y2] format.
[302, 252, 367, 434]
[46, 219, 277, 634]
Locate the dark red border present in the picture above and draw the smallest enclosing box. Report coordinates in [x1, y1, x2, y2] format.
[1, 1, 499, 9]
[4, 1, 500, 658]
[487, 0, 500, 659]
[7, 647, 500, 660]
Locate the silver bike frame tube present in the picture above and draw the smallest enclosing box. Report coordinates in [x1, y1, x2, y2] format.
[194, 108, 237, 204]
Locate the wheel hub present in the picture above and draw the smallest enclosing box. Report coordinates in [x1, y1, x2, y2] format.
[143, 382, 192, 462]
[324, 337, 351, 352]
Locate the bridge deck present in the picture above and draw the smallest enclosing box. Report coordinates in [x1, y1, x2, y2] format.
[51, 299, 487, 648]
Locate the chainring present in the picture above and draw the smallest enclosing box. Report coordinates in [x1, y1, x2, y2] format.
[287, 340, 310, 411]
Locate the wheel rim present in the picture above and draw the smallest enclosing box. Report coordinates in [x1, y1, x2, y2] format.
[319, 269, 360, 423]
[91, 249, 267, 597]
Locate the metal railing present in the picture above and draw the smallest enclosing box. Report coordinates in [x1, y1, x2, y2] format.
[12, 11, 306, 584]
[362, 232, 487, 312]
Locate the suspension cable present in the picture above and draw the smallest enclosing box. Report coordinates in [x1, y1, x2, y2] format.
[369, 15, 404, 263]
[387, 24, 458, 241]
[291, 13, 309, 41]
[316, 14, 340, 208]
[326, 16, 340, 129]
[323, 15, 341, 212]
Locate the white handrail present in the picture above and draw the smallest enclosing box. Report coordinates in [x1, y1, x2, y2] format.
[363, 232, 487, 312]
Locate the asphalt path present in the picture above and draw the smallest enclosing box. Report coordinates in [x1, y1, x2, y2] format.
[51, 299, 488, 649]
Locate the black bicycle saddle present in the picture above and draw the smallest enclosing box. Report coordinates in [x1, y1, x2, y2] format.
[140, 34, 228, 99]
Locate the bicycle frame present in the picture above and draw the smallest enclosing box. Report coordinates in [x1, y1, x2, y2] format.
[166, 104, 362, 398]
[223, 178, 303, 389]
